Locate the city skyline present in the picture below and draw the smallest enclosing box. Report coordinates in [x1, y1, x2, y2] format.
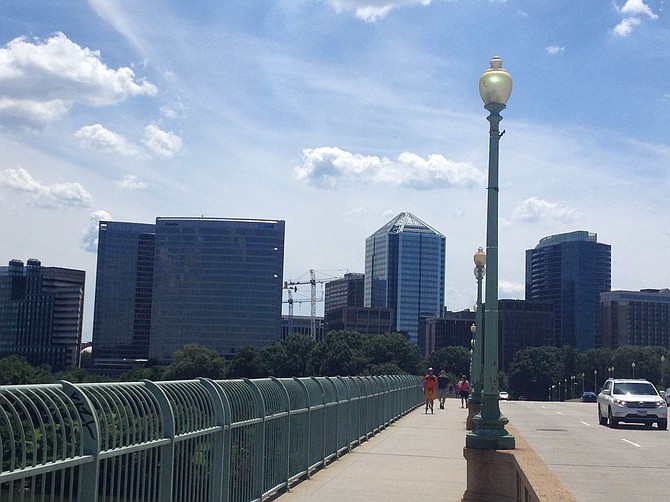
[1, 1, 669, 342]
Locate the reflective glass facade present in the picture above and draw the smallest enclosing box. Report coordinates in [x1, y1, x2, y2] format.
[92, 217, 285, 372]
[149, 218, 285, 362]
[525, 230, 611, 351]
[364, 212, 445, 344]
[0, 259, 84, 369]
[92, 221, 156, 374]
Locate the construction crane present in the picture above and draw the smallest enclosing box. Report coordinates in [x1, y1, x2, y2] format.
[284, 269, 319, 339]
[284, 269, 350, 340]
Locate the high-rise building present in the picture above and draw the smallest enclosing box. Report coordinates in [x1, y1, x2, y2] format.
[601, 289, 670, 349]
[91, 221, 155, 374]
[91, 217, 285, 374]
[525, 230, 611, 351]
[364, 212, 446, 344]
[0, 259, 85, 370]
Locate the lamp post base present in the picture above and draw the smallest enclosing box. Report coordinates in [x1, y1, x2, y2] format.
[466, 411, 515, 450]
[466, 400, 481, 430]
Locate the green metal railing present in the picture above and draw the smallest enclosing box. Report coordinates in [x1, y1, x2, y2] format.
[0, 375, 423, 501]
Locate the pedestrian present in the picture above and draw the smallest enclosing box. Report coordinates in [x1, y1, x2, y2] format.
[437, 370, 449, 409]
[457, 375, 470, 408]
[423, 367, 438, 414]
[448, 382, 454, 398]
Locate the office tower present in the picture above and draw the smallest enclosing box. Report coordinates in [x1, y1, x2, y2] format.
[92, 217, 285, 374]
[364, 212, 446, 344]
[149, 217, 285, 363]
[601, 289, 670, 349]
[525, 230, 611, 351]
[91, 221, 155, 374]
[498, 300, 554, 371]
[0, 259, 85, 370]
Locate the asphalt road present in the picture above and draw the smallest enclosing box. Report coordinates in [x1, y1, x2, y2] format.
[501, 400, 670, 502]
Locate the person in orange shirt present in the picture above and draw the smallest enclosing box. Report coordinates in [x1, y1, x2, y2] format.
[423, 367, 438, 414]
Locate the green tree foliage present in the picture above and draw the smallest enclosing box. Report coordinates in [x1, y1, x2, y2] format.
[118, 363, 165, 382]
[308, 330, 369, 376]
[273, 334, 315, 377]
[366, 332, 423, 375]
[427, 346, 471, 382]
[508, 346, 564, 400]
[162, 343, 228, 380]
[0, 355, 55, 385]
[228, 346, 270, 379]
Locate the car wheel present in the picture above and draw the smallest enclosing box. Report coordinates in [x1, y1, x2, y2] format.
[598, 406, 607, 426]
[658, 419, 667, 430]
[608, 408, 619, 428]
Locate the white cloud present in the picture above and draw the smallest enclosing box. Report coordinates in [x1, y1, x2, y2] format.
[116, 174, 148, 190]
[499, 279, 524, 298]
[82, 210, 113, 252]
[293, 146, 485, 189]
[326, 0, 432, 22]
[613, 17, 642, 36]
[0, 97, 69, 129]
[546, 46, 565, 55]
[1, 167, 91, 208]
[511, 196, 583, 223]
[143, 124, 183, 157]
[0, 33, 156, 128]
[618, 0, 658, 19]
[613, 0, 657, 36]
[74, 124, 140, 156]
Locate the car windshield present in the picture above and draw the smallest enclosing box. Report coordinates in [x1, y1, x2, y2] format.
[612, 382, 657, 396]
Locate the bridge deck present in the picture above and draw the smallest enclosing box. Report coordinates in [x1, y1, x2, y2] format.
[274, 398, 469, 501]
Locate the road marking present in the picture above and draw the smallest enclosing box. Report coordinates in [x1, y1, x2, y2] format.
[622, 439, 642, 448]
[556, 411, 563, 415]
[580, 421, 591, 427]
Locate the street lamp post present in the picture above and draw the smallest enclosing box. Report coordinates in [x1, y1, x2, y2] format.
[581, 373, 585, 394]
[632, 361, 636, 379]
[466, 56, 514, 450]
[558, 381, 562, 402]
[593, 369, 598, 392]
[662, 355, 666, 388]
[571, 375, 575, 399]
[466, 248, 486, 430]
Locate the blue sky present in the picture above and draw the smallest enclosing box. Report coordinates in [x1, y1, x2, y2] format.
[1, 0, 669, 341]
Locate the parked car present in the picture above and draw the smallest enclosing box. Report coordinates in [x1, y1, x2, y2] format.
[664, 388, 670, 406]
[499, 391, 509, 400]
[581, 391, 597, 402]
[597, 378, 667, 430]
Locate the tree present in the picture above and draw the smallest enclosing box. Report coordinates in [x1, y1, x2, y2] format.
[275, 334, 316, 377]
[427, 346, 471, 382]
[0, 355, 55, 385]
[308, 331, 369, 376]
[162, 344, 228, 380]
[228, 346, 270, 379]
[366, 332, 423, 375]
[508, 346, 564, 400]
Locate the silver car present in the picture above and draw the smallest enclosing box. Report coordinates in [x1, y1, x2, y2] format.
[597, 378, 667, 430]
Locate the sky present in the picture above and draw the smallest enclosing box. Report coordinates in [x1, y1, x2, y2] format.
[1, 0, 669, 342]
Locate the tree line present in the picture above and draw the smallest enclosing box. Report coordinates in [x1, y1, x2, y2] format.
[2, 332, 668, 404]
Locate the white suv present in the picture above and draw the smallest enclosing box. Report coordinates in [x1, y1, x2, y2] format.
[597, 379, 667, 430]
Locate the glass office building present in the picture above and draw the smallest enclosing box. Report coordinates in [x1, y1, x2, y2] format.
[525, 230, 611, 351]
[92, 221, 156, 374]
[92, 217, 285, 372]
[364, 212, 445, 344]
[149, 217, 285, 363]
[0, 259, 85, 370]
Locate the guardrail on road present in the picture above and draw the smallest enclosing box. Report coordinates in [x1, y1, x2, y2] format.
[1, 375, 423, 502]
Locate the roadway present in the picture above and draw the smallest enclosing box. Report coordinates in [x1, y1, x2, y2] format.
[502, 400, 670, 502]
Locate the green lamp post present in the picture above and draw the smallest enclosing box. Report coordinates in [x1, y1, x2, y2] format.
[466, 247, 486, 430]
[466, 56, 515, 450]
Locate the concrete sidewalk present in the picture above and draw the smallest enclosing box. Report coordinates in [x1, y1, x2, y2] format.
[274, 399, 468, 502]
